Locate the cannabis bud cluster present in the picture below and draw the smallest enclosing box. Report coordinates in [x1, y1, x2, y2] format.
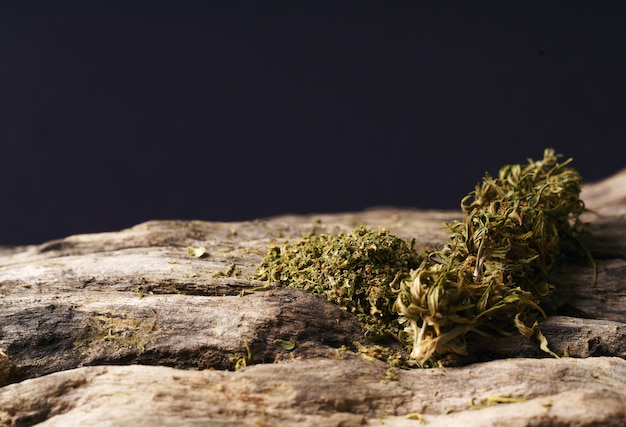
[395, 149, 587, 364]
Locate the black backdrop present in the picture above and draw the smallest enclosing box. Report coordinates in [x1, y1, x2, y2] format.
[2, 1, 625, 245]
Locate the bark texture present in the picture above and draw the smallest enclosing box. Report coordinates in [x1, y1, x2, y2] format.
[0, 169, 625, 426]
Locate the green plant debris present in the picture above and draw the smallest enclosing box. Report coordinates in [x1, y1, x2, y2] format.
[213, 263, 241, 278]
[486, 395, 527, 404]
[353, 341, 414, 368]
[186, 246, 209, 258]
[471, 395, 527, 409]
[384, 368, 398, 382]
[274, 339, 297, 351]
[395, 149, 591, 365]
[229, 339, 254, 370]
[405, 412, 425, 423]
[252, 149, 593, 367]
[239, 283, 272, 297]
[253, 226, 421, 340]
[229, 353, 248, 371]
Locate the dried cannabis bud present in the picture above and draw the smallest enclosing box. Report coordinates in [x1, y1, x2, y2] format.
[395, 149, 587, 364]
[253, 226, 420, 339]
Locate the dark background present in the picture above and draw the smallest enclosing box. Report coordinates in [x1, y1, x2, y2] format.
[2, 1, 625, 245]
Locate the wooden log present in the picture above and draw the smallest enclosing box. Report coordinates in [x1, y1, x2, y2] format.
[0, 168, 625, 426]
[0, 357, 624, 426]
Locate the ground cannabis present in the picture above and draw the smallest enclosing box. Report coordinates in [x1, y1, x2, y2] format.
[395, 149, 588, 364]
[253, 226, 421, 340]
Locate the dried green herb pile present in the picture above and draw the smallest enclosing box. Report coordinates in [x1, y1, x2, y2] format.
[253, 149, 589, 367]
[395, 149, 587, 364]
[253, 227, 420, 339]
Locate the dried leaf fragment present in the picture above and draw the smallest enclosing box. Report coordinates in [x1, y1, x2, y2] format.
[274, 339, 297, 351]
[186, 246, 208, 258]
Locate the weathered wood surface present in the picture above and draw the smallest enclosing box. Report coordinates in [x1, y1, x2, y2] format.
[0, 169, 625, 426]
[1, 357, 624, 427]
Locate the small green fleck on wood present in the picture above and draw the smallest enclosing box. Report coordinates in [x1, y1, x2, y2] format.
[406, 412, 424, 423]
[213, 263, 240, 278]
[186, 246, 209, 258]
[274, 339, 297, 351]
